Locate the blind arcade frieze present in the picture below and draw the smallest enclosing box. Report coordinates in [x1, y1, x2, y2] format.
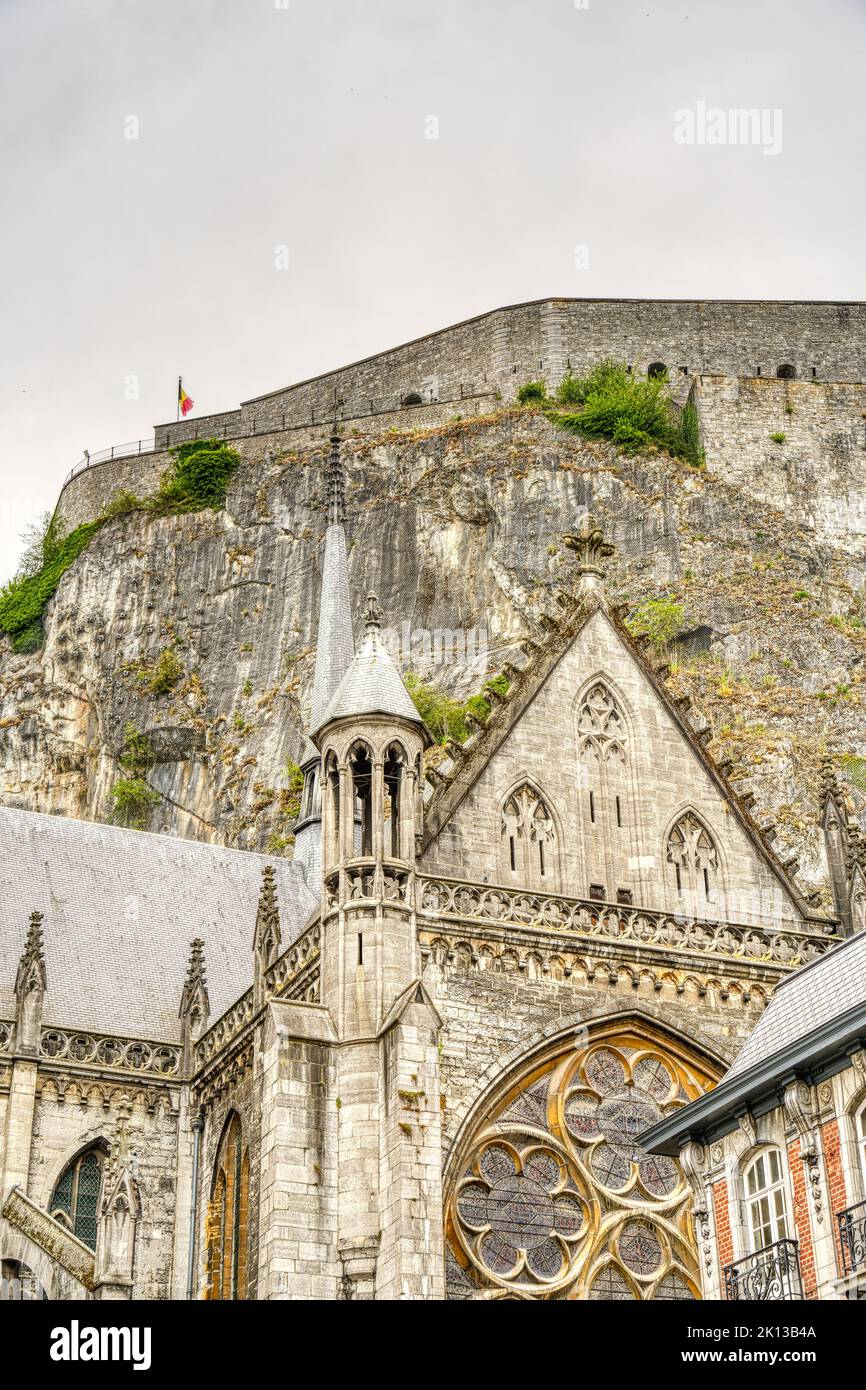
[416, 877, 836, 970]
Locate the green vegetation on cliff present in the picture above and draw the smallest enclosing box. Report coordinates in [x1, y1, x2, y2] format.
[150, 439, 240, 515]
[0, 441, 241, 653]
[626, 596, 687, 650]
[519, 360, 704, 467]
[406, 671, 511, 743]
[0, 516, 103, 651]
[111, 777, 161, 829]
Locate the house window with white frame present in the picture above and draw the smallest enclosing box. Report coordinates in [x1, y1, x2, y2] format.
[856, 1101, 866, 1195]
[743, 1149, 789, 1252]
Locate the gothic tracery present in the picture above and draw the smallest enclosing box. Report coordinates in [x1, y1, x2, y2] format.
[500, 785, 557, 886]
[445, 1025, 717, 1300]
[666, 813, 720, 898]
[577, 682, 627, 763]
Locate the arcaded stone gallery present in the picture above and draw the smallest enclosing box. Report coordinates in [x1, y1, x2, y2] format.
[1, 299, 865, 1300]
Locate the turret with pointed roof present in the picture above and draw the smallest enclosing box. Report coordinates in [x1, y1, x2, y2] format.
[312, 592, 429, 740]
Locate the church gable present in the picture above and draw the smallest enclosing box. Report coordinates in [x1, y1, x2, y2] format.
[420, 604, 815, 929]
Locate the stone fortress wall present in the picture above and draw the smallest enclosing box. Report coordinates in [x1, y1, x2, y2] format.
[54, 297, 866, 533]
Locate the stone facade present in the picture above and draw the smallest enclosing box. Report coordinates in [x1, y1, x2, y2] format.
[0, 495, 852, 1301]
[2, 300, 865, 1301]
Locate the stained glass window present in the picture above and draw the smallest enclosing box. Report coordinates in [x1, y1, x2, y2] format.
[50, 1148, 103, 1250]
[205, 1114, 250, 1300]
[446, 1026, 716, 1299]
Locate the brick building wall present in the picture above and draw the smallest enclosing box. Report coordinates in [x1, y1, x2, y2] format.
[712, 1179, 733, 1270]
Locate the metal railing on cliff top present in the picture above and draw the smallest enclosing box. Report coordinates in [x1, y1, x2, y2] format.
[61, 382, 496, 489]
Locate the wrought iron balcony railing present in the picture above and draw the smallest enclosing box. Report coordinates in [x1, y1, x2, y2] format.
[724, 1239, 803, 1300]
[837, 1199, 866, 1277]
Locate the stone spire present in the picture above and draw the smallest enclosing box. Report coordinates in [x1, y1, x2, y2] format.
[253, 864, 282, 1006]
[326, 429, 347, 527]
[15, 910, 46, 998]
[294, 434, 356, 882]
[179, 938, 210, 1071]
[563, 512, 615, 598]
[14, 910, 47, 1053]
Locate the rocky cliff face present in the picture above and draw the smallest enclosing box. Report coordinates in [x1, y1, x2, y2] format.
[1, 405, 863, 900]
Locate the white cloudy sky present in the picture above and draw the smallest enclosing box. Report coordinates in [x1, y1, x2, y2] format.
[1, 0, 864, 579]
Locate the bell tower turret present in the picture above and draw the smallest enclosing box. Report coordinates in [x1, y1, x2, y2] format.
[311, 592, 444, 1299]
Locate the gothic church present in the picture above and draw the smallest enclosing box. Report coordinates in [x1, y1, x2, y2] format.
[0, 432, 858, 1301]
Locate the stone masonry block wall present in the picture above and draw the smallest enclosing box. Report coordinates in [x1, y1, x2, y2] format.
[697, 376, 866, 547]
[424, 958, 756, 1155]
[54, 298, 866, 534]
[55, 395, 497, 531]
[420, 609, 805, 928]
[162, 299, 865, 440]
[28, 1084, 180, 1300]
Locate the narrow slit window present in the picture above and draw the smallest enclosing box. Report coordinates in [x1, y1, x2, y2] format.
[589, 790, 595, 824]
[509, 836, 516, 872]
[615, 795, 622, 828]
[357, 933, 363, 966]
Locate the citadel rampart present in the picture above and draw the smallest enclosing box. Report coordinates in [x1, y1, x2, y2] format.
[54, 297, 866, 532]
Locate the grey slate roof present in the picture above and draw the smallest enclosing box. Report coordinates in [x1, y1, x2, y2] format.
[0, 806, 316, 1042]
[312, 622, 425, 735]
[725, 929, 866, 1079]
[641, 932, 866, 1155]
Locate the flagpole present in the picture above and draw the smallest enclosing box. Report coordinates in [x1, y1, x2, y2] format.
[177, 376, 182, 423]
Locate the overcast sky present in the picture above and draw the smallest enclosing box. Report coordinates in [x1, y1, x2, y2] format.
[1, 0, 864, 580]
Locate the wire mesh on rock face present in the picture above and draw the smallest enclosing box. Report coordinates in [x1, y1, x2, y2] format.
[445, 1027, 716, 1300]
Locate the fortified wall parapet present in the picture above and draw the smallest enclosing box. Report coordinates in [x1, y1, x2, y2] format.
[54, 298, 866, 530]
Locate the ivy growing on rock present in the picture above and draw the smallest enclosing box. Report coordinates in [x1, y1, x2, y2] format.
[0, 440, 242, 654]
[150, 439, 240, 515]
[0, 519, 103, 650]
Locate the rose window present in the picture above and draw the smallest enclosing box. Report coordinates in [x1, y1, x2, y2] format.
[446, 1026, 717, 1300]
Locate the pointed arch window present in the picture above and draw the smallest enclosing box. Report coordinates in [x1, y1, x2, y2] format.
[324, 752, 340, 866]
[577, 682, 627, 765]
[205, 1114, 250, 1300]
[50, 1148, 104, 1250]
[500, 785, 557, 888]
[666, 813, 720, 901]
[383, 744, 406, 860]
[349, 743, 374, 857]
